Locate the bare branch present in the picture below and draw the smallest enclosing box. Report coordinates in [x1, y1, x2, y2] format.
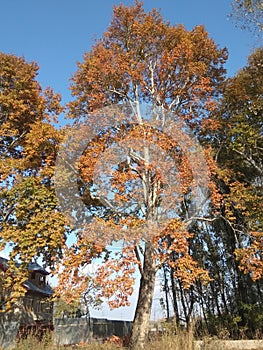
[134, 246, 143, 275]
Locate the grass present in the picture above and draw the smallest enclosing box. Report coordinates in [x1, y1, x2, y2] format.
[5, 324, 261, 350]
[3, 336, 196, 350]
[1, 323, 199, 350]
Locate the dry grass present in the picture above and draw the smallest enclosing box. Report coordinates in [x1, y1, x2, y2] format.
[5, 326, 262, 350]
[4, 323, 197, 350]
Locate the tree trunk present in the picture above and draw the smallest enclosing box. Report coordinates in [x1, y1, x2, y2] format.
[170, 265, 180, 324]
[163, 266, 170, 319]
[128, 242, 156, 350]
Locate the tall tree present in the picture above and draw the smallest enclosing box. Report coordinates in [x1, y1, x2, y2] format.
[63, 2, 227, 349]
[191, 47, 263, 338]
[216, 47, 263, 280]
[0, 53, 67, 309]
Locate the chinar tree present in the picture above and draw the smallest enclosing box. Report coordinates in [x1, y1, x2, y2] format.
[60, 2, 228, 349]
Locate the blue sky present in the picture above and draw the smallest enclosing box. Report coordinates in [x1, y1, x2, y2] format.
[0, 0, 259, 107]
[0, 0, 259, 320]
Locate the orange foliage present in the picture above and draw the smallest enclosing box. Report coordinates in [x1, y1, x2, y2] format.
[235, 231, 263, 281]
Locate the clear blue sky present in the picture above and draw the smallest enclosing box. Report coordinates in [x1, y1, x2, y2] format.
[0, 0, 259, 107]
[0, 0, 259, 320]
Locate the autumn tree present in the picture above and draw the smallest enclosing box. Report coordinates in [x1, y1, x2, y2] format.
[188, 47, 263, 338]
[215, 47, 262, 278]
[0, 53, 68, 309]
[163, 48, 262, 339]
[57, 2, 228, 349]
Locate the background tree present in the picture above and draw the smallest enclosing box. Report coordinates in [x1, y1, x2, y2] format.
[188, 47, 263, 338]
[0, 53, 67, 309]
[216, 47, 262, 279]
[64, 2, 228, 349]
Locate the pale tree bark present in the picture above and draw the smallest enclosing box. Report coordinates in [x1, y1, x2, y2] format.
[128, 241, 156, 350]
[127, 98, 161, 349]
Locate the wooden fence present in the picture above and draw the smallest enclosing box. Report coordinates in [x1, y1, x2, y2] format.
[54, 317, 132, 345]
[0, 316, 132, 348]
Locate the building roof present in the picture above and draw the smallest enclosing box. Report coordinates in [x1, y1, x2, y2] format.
[24, 279, 54, 296]
[28, 261, 50, 276]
